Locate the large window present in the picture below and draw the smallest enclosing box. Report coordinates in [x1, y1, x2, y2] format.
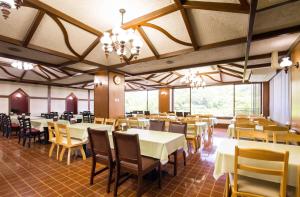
[147, 90, 159, 114]
[173, 88, 190, 112]
[191, 85, 234, 116]
[235, 84, 261, 115]
[125, 91, 147, 113]
[125, 90, 159, 113]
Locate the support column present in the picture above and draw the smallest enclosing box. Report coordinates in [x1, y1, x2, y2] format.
[291, 42, 300, 131]
[262, 82, 269, 117]
[159, 88, 170, 113]
[94, 71, 125, 118]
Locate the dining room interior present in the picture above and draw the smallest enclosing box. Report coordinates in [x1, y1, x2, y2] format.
[0, 0, 300, 197]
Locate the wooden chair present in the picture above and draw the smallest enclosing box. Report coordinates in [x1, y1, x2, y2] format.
[116, 118, 128, 130]
[227, 146, 289, 197]
[48, 122, 60, 160]
[105, 118, 116, 128]
[273, 133, 300, 145]
[128, 119, 139, 128]
[22, 118, 42, 148]
[149, 120, 165, 131]
[237, 129, 269, 142]
[186, 124, 198, 153]
[88, 128, 115, 193]
[168, 122, 187, 176]
[113, 132, 161, 197]
[4, 115, 19, 138]
[57, 124, 87, 165]
[94, 117, 105, 124]
[264, 125, 289, 140]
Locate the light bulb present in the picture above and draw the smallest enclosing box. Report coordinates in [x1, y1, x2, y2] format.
[133, 37, 143, 48]
[280, 57, 293, 68]
[118, 32, 128, 43]
[100, 32, 112, 45]
[117, 48, 126, 56]
[131, 48, 138, 55]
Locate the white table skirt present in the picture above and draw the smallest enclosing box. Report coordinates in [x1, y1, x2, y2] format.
[108, 128, 188, 165]
[214, 139, 300, 187]
[187, 122, 208, 136]
[68, 123, 113, 141]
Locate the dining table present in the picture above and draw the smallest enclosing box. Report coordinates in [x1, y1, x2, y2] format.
[108, 128, 188, 165]
[214, 139, 300, 187]
[68, 123, 114, 141]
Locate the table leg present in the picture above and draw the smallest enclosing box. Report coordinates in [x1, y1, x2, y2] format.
[173, 150, 177, 176]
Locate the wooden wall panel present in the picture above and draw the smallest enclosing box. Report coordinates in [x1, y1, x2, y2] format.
[262, 82, 269, 117]
[291, 42, 300, 132]
[94, 70, 109, 118]
[159, 88, 170, 113]
[109, 72, 125, 118]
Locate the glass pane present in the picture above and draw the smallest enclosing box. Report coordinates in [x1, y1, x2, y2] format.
[147, 90, 159, 114]
[191, 85, 234, 116]
[174, 88, 190, 112]
[125, 91, 147, 113]
[235, 84, 261, 115]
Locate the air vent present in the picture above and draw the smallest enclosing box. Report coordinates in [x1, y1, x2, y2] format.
[7, 47, 21, 52]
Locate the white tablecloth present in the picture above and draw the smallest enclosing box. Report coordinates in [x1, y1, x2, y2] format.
[73, 115, 83, 120]
[31, 119, 69, 131]
[214, 139, 300, 187]
[108, 128, 188, 165]
[68, 123, 113, 141]
[10, 115, 41, 124]
[137, 118, 150, 128]
[187, 122, 208, 136]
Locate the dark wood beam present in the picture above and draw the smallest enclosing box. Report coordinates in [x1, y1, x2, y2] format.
[174, 0, 198, 50]
[218, 66, 243, 75]
[247, 63, 270, 69]
[243, 0, 258, 82]
[182, 1, 249, 14]
[166, 76, 182, 85]
[217, 65, 223, 82]
[0, 65, 19, 78]
[37, 65, 52, 79]
[256, 0, 298, 12]
[228, 63, 244, 69]
[22, 11, 45, 47]
[31, 69, 51, 81]
[20, 71, 27, 80]
[39, 66, 60, 78]
[158, 72, 173, 83]
[239, 0, 250, 9]
[68, 80, 94, 86]
[80, 37, 100, 60]
[221, 71, 243, 79]
[126, 82, 138, 91]
[23, 0, 103, 36]
[201, 74, 223, 83]
[137, 26, 160, 58]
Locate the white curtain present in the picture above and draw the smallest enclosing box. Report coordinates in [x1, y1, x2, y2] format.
[269, 70, 291, 125]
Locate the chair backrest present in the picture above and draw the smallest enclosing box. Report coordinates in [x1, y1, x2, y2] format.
[17, 116, 24, 132]
[237, 129, 269, 142]
[47, 122, 59, 142]
[273, 133, 300, 144]
[105, 118, 116, 127]
[144, 111, 150, 116]
[233, 146, 289, 197]
[113, 132, 142, 170]
[176, 112, 183, 117]
[57, 124, 71, 145]
[128, 119, 139, 128]
[94, 117, 105, 124]
[169, 122, 187, 136]
[149, 120, 165, 131]
[88, 128, 113, 164]
[23, 118, 32, 132]
[264, 125, 289, 138]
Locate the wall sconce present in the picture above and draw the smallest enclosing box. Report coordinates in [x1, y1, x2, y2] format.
[16, 93, 22, 98]
[94, 78, 102, 87]
[68, 96, 73, 100]
[279, 57, 299, 73]
[160, 91, 168, 95]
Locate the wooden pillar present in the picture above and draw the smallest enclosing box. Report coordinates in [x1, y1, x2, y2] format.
[47, 85, 51, 113]
[291, 42, 300, 131]
[94, 71, 125, 118]
[159, 88, 170, 113]
[262, 82, 269, 117]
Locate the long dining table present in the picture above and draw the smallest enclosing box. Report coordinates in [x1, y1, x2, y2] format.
[214, 139, 300, 187]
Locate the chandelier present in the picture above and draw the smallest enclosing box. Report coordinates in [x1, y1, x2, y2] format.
[100, 9, 143, 62]
[181, 69, 206, 88]
[0, 0, 22, 19]
[11, 61, 34, 70]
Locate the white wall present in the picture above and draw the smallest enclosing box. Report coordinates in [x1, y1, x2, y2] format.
[0, 81, 93, 114]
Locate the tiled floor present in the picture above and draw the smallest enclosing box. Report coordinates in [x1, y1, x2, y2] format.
[0, 129, 227, 197]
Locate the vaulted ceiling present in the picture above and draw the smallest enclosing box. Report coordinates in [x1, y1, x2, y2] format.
[0, 0, 299, 90]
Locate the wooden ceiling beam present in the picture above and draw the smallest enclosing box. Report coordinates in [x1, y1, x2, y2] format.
[39, 66, 60, 78]
[218, 66, 243, 75]
[221, 71, 243, 79]
[23, 0, 103, 36]
[182, 1, 249, 14]
[31, 69, 51, 81]
[217, 65, 223, 82]
[20, 71, 27, 81]
[174, 0, 198, 50]
[201, 74, 223, 83]
[37, 65, 52, 79]
[239, 0, 250, 9]
[243, 0, 258, 82]
[126, 82, 138, 91]
[80, 37, 100, 60]
[137, 26, 160, 58]
[166, 75, 182, 85]
[0, 65, 19, 78]
[228, 63, 244, 69]
[256, 0, 298, 12]
[22, 10, 45, 47]
[158, 72, 173, 83]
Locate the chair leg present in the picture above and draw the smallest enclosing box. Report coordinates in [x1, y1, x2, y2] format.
[173, 150, 177, 176]
[114, 167, 120, 197]
[28, 136, 31, 148]
[90, 159, 96, 185]
[67, 148, 71, 165]
[137, 175, 143, 197]
[59, 147, 66, 161]
[183, 151, 186, 166]
[22, 136, 26, 146]
[79, 146, 86, 160]
[49, 143, 55, 158]
[56, 145, 60, 160]
[107, 166, 113, 193]
[158, 163, 161, 189]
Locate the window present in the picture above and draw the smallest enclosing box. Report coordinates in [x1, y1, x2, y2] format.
[147, 90, 159, 114]
[125, 91, 147, 113]
[173, 88, 190, 112]
[235, 84, 261, 115]
[191, 85, 234, 117]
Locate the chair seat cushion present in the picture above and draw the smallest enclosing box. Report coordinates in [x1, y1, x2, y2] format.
[11, 123, 19, 128]
[120, 156, 159, 175]
[31, 128, 40, 133]
[95, 149, 115, 165]
[60, 137, 86, 147]
[229, 174, 280, 197]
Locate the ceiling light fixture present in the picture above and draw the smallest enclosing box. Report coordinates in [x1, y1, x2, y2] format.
[11, 61, 34, 70]
[279, 57, 299, 73]
[100, 9, 143, 62]
[0, 0, 22, 19]
[180, 69, 206, 89]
